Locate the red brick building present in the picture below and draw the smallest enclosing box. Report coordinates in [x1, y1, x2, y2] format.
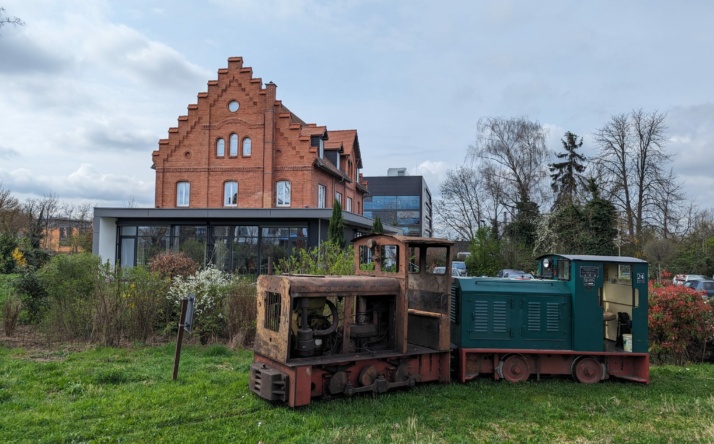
[93, 57, 390, 273]
[152, 57, 367, 213]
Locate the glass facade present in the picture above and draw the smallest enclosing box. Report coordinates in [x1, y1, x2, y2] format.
[363, 195, 422, 236]
[117, 222, 308, 275]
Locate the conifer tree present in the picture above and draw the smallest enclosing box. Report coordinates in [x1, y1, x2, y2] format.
[550, 131, 587, 208]
[328, 199, 345, 248]
[371, 216, 384, 234]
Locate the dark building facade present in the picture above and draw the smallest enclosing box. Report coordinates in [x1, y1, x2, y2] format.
[363, 169, 433, 237]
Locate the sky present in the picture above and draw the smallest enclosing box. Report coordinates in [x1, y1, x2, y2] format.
[1, 0, 713, 211]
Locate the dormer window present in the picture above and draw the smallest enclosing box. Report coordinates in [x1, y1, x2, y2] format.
[311, 135, 324, 159]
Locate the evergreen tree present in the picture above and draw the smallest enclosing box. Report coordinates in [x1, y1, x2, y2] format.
[328, 199, 345, 248]
[581, 178, 618, 255]
[550, 131, 587, 208]
[371, 216, 384, 234]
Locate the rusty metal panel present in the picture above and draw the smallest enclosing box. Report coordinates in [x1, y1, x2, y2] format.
[254, 276, 292, 363]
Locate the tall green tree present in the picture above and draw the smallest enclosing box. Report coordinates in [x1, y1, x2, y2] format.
[466, 227, 503, 277]
[581, 179, 618, 255]
[371, 216, 384, 234]
[550, 131, 587, 208]
[328, 199, 345, 248]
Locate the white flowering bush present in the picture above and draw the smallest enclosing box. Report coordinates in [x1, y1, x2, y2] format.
[168, 266, 232, 343]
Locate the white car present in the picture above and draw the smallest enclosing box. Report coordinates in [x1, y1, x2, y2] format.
[674, 274, 709, 286]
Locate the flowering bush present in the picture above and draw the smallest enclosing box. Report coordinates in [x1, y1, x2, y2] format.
[168, 266, 231, 343]
[648, 283, 714, 364]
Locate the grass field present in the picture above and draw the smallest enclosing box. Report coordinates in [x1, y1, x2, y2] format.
[1, 343, 713, 443]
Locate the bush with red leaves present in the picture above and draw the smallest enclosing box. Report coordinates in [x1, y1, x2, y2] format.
[149, 252, 199, 280]
[648, 283, 714, 364]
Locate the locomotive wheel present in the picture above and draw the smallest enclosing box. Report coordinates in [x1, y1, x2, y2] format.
[573, 357, 603, 384]
[329, 371, 348, 394]
[394, 364, 410, 382]
[500, 354, 530, 383]
[359, 365, 379, 387]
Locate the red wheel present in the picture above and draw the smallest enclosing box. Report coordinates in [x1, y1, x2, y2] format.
[500, 354, 530, 383]
[573, 357, 602, 384]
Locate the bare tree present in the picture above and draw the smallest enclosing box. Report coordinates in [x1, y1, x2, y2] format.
[0, 7, 24, 30]
[23, 194, 60, 250]
[594, 109, 675, 249]
[0, 183, 25, 234]
[468, 116, 551, 217]
[434, 166, 486, 240]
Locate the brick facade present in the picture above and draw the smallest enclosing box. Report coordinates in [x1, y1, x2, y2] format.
[152, 57, 367, 211]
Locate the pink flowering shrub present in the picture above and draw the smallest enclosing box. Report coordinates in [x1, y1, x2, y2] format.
[648, 283, 714, 364]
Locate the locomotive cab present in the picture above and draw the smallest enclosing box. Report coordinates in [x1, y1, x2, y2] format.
[537, 254, 648, 355]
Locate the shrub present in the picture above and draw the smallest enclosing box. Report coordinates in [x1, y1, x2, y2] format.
[224, 277, 257, 348]
[648, 283, 714, 365]
[149, 252, 199, 280]
[2, 292, 21, 336]
[38, 253, 101, 341]
[0, 233, 18, 274]
[121, 266, 171, 342]
[168, 266, 231, 344]
[275, 242, 355, 276]
[14, 270, 48, 324]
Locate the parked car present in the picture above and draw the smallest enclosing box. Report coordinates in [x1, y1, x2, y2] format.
[684, 279, 714, 300]
[431, 266, 464, 277]
[674, 274, 709, 286]
[452, 261, 467, 277]
[496, 269, 533, 279]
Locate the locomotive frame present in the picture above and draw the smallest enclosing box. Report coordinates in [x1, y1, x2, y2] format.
[250, 234, 649, 407]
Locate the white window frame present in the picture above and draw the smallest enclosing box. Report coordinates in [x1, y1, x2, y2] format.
[335, 192, 342, 206]
[277, 181, 291, 207]
[224, 181, 238, 207]
[346, 197, 352, 212]
[242, 137, 252, 157]
[318, 184, 326, 208]
[318, 138, 324, 159]
[177, 182, 190, 207]
[216, 138, 225, 157]
[229, 133, 238, 157]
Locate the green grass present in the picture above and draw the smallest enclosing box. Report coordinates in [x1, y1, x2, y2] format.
[1, 343, 713, 443]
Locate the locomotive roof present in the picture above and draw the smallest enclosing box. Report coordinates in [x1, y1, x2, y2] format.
[537, 254, 647, 264]
[352, 233, 454, 246]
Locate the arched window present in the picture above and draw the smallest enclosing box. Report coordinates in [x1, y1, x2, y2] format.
[242, 137, 252, 157]
[276, 181, 291, 207]
[176, 182, 190, 207]
[216, 138, 225, 157]
[229, 133, 238, 157]
[224, 181, 238, 206]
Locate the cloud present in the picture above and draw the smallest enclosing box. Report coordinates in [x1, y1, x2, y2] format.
[58, 118, 159, 153]
[0, 146, 20, 159]
[0, 31, 70, 74]
[0, 163, 154, 206]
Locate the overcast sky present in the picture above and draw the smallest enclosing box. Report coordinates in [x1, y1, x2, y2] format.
[1, 0, 713, 211]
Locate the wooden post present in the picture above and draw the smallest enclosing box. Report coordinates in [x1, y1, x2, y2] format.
[172, 298, 189, 380]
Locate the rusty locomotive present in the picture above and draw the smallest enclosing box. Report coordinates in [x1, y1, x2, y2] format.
[250, 234, 649, 407]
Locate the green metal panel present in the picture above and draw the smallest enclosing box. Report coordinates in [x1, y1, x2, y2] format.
[570, 261, 604, 351]
[631, 262, 649, 353]
[453, 278, 571, 350]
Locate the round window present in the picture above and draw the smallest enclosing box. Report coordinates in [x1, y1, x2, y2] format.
[228, 100, 239, 112]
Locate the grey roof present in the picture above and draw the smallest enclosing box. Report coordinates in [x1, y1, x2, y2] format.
[537, 254, 647, 264]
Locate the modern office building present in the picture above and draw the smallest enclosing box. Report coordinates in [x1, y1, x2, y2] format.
[362, 168, 433, 237]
